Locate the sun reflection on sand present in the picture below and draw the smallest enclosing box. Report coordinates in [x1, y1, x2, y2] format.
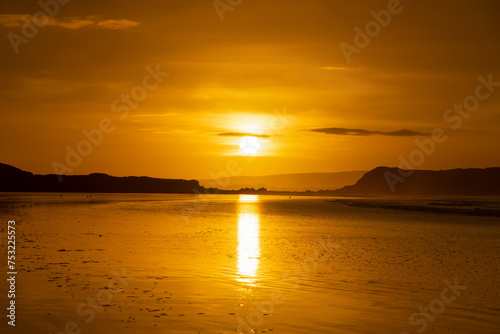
[237, 195, 260, 284]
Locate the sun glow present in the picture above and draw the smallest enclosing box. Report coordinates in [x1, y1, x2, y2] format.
[239, 136, 261, 155]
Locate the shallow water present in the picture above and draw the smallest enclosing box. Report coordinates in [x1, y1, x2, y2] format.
[0, 193, 499, 333]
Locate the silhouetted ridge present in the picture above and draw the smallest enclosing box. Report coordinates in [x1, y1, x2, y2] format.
[0, 163, 202, 194]
[334, 167, 500, 196]
[2, 163, 500, 196]
[0, 163, 33, 177]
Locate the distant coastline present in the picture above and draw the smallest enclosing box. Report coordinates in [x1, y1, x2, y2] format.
[1, 163, 500, 197]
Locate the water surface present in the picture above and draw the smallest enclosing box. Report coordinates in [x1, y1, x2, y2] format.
[0, 193, 499, 333]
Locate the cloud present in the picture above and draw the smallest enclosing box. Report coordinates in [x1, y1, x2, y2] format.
[217, 132, 270, 138]
[320, 66, 349, 71]
[319, 66, 365, 71]
[310, 127, 428, 137]
[0, 14, 139, 30]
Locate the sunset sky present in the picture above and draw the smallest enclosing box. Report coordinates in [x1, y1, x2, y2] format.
[1, 0, 500, 179]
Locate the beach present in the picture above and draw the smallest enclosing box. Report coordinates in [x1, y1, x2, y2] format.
[1, 193, 499, 333]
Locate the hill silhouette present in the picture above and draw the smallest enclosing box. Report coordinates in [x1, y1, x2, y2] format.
[2, 163, 500, 196]
[0, 163, 202, 194]
[200, 171, 366, 192]
[334, 167, 500, 196]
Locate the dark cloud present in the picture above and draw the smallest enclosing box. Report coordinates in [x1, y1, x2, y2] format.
[0, 14, 139, 30]
[310, 128, 428, 137]
[217, 132, 270, 138]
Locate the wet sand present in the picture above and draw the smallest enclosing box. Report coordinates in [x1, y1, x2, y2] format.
[0, 193, 499, 333]
[329, 197, 500, 217]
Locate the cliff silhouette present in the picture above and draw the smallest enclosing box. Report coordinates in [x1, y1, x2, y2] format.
[1, 163, 500, 196]
[0, 163, 202, 194]
[334, 167, 500, 196]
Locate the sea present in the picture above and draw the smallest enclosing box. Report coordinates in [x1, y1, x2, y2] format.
[0, 193, 499, 333]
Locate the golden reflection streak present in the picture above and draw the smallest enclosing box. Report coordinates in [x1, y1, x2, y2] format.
[237, 195, 260, 284]
[238, 194, 260, 203]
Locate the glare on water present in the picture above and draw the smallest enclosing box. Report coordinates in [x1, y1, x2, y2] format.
[237, 195, 260, 285]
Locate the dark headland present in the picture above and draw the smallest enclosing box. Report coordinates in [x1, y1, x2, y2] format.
[1, 163, 500, 196]
[0, 163, 202, 194]
[333, 166, 500, 196]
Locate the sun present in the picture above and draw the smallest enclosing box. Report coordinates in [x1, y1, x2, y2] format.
[239, 136, 261, 155]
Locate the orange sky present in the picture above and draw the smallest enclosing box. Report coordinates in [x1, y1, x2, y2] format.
[1, 0, 500, 179]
